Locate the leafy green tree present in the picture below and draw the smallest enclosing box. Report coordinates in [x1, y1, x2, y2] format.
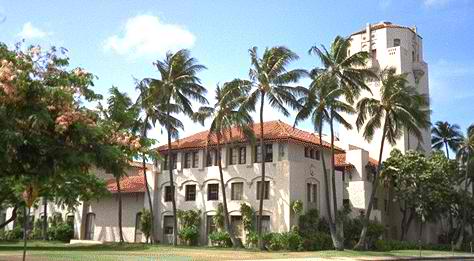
[455, 124, 474, 248]
[381, 150, 458, 240]
[237, 46, 305, 248]
[141, 49, 208, 246]
[0, 42, 110, 260]
[192, 81, 254, 247]
[431, 121, 463, 159]
[353, 68, 430, 250]
[98, 86, 142, 243]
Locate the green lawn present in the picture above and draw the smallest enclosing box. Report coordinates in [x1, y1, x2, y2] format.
[0, 241, 472, 261]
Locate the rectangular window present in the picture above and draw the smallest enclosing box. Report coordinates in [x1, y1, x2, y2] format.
[304, 147, 309, 157]
[312, 184, 317, 203]
[255, 144, 272, 163]
[393, 38, 401, 47]
[373, 197, 379, 210]
[208, 184, 219, 201]
[185, 185, 196, 201]
[343, 199, 350, 209]
[315, 150, 320, 160]
[231, 216, 243, 239]
[278, 143, 285, 158]
[256, 215, 270, 233]
[307, 183, 312, 202]
[231, 182, 243, 200]
[171, 153, 177, 169]
[184, 152, 192, 169]
[192, 151, 199, 168]
[206, 215, 217, 236]
[256, 181, 270, 200]
[206, 150, 215, 167]
[163, 216, 174, 235]
[309, 149, 314, 159]
[239, 147, 246, 164]
[384, 199, 389, 213]
[163, 155, 169, 170]
[164, 186, 173, 202]
[307, 183, 317, 203]
[229, 147, 239, 165]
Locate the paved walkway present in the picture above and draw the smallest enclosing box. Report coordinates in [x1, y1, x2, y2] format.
[245, 255, 474, 261]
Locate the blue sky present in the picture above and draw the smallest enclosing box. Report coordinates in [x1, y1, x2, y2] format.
[0, 0, 473, 143]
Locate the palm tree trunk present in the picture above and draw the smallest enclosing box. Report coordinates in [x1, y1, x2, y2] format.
[318, 119, 338, 250]
[22, 206, 29, 261]
[444, 141, 450, 159]
[329, 113, 344, 250]
[257, 91, 266, 250]
[216, 134, 241, 248]
[43, 197, 48, 240]
[456, 156, 470, 249]
[116, 177, 124, 243]
[354, 119, 387, 250]
[166, 112, 179, 246]
[141, 121, 155, 244]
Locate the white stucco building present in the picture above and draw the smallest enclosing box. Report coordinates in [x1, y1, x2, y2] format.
[1, 21, 436, 245]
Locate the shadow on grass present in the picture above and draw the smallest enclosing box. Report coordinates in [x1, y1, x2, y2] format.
[0, 241, 150, 252]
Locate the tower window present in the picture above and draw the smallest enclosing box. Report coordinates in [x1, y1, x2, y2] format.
[393, 39, 401, 47]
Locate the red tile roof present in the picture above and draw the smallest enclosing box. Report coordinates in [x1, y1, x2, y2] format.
[334, 153, 379, 171]
[351, 22, 421, 38]
[157, 120, 343, 153]
[106, 174, 146, 194]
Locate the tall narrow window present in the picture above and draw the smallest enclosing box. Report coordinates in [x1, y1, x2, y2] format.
[315, 150, 320, 160]
[163, 155, 169, 170]
[171, 153, 177, 169]
[373, 197, 379, 210]
[164, 186, 173, 202]
[239, 147, 246, 164]
[229, 147, 239, 165]
[312, 184, 317, 203]
[208, 184, 219, 201]
[256, 215, 271, 233]
[184, 152, 192, 169]
[304, 147, 309, 157]
[256, 181, 270, 200]
[306, 183, 312, 202]
[206, 215, 217, 237]
[192, 151, 199, 168]
[163, 216, 174, 236]
[185, 185, 196, 201]
[135, 212, 143, 243]
[231, 182, 243, 200]
[310, 149, 314, 159]
[307, 183, 317, 202]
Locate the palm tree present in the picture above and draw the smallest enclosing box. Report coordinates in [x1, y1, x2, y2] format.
[142, 49, 208, 246]
[100, 86, 140, 243]
[307, 36, 375, 250]
[237, 46, 305, 248]
[454, 124, 474, 248]
[135, 82, 181, 243]
[431, 121, 463, 159]
[294, 75, 354, 250]
[193, 81, 255, 247]
[353, 68, 430, 250]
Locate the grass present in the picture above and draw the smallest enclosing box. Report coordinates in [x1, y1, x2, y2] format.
[0, 241, 472, 261]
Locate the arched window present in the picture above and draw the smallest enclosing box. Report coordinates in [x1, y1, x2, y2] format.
[134, 212, 143, 243]
[85, 213, 95, 240]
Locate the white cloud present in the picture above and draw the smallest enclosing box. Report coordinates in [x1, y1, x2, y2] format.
[103, 15, 195, 58]
[18, 22, 49, 39]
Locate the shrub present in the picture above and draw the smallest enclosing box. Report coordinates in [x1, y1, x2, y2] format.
[374, 239, 452, 252]
[300, 232, 333, 251]
[245, 230, 258, 248]
[266, 232, 302, 251]
[298, 209, 321, 237]
[2, 226, 23, 241]
[48, 222, 74, 242]
[178, 226, 199, 246]
[140, 209, 152, 243]
[343, 215, 384, 249]
[30, 219, 44, 240]
[209, 231, 232, 247]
